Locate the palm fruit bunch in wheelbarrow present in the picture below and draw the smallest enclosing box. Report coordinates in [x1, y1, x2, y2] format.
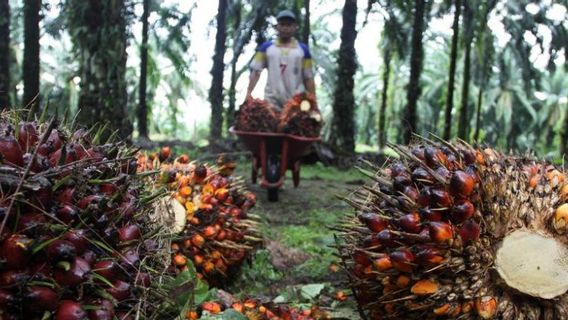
[140, 151, 262, 287]
[235, 98, 279, 132]
[278, 93, 322, 137]
[186, 296, 330, 319]
[0, 111, 170, 319]
[335, 137, 568, 319]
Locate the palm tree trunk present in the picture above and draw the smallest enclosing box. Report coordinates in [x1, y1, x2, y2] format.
[457, 2, 473, 140]
[474, 82, 483, 143]
[0, 0, 10, 109]
[227, 4, 241, 129]
[137, 0, 150, 140]
[209, 0, 228, 141]
[443, 0, 461, 140]
[303, 0, 310, 44]
[403, 0, 426, 144]
[378, 48, 391, 150]
[331, 0, 358, 153]
[67, 0, 132, 140]
[23, 0, 41, 114]
[561, 104, 568, 159]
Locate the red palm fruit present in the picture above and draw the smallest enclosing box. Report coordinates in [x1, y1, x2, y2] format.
[17, 212, 46, 234]
[135, 272, 151, 287]
[403, 186, 419, 202]
[459, 220, 480, 243]
[53, 257, 91, 286]
[63, 230, 88, 254]
[24, 286, 59, 311]
[376, 229, 397, 247]
[214, 188, 229, 202]
[417, 187, 431, 206]
[17, 122, 39, 151]
[358, 212, 388, 232]
[158, 146, 171, 161]
[352, 251, 372, 267]
[1, 234, 32, 268]
[118, 225, 141, 243]
[362, 234, 382, 249]
[93, 260, 121, 282]
[56, 300, 87, 320]
[419, 207, 442, 222]
[57, 187, 75, 204]
[390, 162, 408, 177]
[119, 247, 140, 269]
[77, 194, 104, 210]
[428, 222, 454, 243]
[0, 289, 16, 308]
[397, 212, 421, 233]
[106, 280, 131, 301]
[393, 175, 412, 192]
[88, 299, 114, 320]
[215, 229, 227, 241]
[450, 200, 475, 224]
[411, 167, 433, 184]
[203, 226, 218, 238]
[229, 207, 242, 217]
[177, 154, 190, 164]
[429, 188, 452, 208]
[194, 164, 207, 182]
[81, 250, 97, 266]
[459, 148, 477, 165]
[424, 147, 444, 168]
[435, 166, 452, 181]
[191, 234, 205, 248]
[450, 171, 475, 197]
[99, 183, 117, 196]
[415, 246, 445, 265]
[0, 270, 29, 287]
[47, 240, 78, 261]
[46, 129, 63, 151]
[0, 133, 24, 166]
[389, 248, 415, 273]
[56, 204, 79, 224]
[373, 256, 393, 271]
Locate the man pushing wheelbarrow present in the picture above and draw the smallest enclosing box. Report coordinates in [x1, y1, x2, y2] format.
[231, 9, 321, 202]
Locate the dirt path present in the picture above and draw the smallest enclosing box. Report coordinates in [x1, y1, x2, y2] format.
[229, 166, 364, 319]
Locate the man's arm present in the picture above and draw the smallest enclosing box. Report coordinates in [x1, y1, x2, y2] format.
[304, 77, 316, 97]
[246, 70, 262, 99]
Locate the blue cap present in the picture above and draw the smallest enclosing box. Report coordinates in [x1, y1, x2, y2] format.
[276, 10, 296, 22]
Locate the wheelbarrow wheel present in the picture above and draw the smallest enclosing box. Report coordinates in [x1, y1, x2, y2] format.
[268, 188, 278, 202]
[266, 155, 280, 202]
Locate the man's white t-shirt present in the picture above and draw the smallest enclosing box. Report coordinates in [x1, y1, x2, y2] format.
[250, 38, 314, 110]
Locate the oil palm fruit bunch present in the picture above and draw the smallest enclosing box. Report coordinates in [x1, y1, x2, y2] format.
[278, 93, 322, 137]
[142, 152, 262, 287]
[185, 298, 329, 319]
[0, 111, 169, 319]
[234, 98, 279, 132]
[336, 137, 568, 319]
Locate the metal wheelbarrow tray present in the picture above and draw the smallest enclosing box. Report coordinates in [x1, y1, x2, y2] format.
[230, 127, 320, 202]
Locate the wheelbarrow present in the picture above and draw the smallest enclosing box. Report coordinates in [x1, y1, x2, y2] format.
[230, 127, 320, 202]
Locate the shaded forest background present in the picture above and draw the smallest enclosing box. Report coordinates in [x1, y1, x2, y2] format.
[0, 0, 566, 160]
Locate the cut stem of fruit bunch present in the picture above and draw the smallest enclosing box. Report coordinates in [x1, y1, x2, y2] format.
[336, 137, 568, 319]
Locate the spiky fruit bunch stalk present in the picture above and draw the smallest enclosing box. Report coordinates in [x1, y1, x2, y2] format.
[234, 98, 279, 132]
[336, 138, 568, 319]
[277, 93, 322, 137]
[0, 112, 169, 319]
[185, 298, 329, 320]
[141, 152, 262, 287]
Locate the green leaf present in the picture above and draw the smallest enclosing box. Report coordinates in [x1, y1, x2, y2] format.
[300, 283, 325, 300]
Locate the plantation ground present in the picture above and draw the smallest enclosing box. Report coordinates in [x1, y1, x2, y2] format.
[227, 161, 366, 319]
